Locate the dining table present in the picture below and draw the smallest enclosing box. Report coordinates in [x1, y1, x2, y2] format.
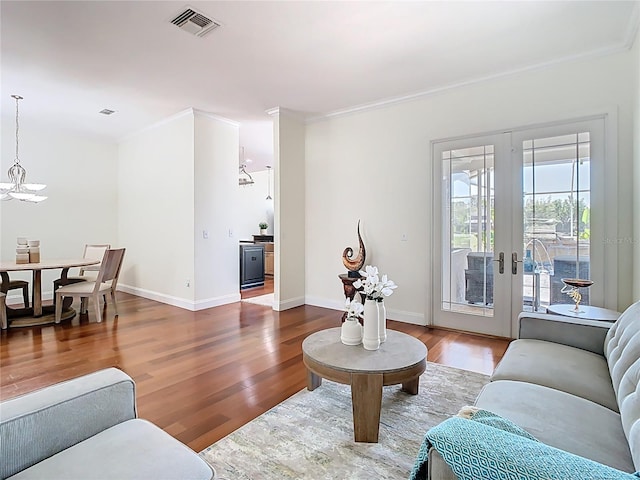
[0, 258, 100, 327]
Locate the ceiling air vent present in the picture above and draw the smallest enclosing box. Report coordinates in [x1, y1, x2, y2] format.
[171, 7, 221, 37]
[99, 109, 115, 115]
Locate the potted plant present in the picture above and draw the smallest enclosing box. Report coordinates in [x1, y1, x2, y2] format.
[353, 265, 397, 348]
[259, 222, 268, 235]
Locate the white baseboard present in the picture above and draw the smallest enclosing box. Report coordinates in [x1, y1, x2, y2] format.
[117, 284, 240, 311]
[305, 295, 426, 326]
[305, 296, 344, 311]
[274, 295, 305, 311]
[388, 309, 426, 326]
[194, 294, 241, 310]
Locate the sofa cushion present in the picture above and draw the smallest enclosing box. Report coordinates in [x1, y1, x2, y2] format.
[475, 380, 634, 473]
[1, 368, 136, 480]
[491, 338, 617, 411]
[8, 419, 214, 480]
[604, 300, 640, 470]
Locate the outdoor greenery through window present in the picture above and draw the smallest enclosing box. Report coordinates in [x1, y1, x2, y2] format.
[441, 145, 495, 315]
[440, 131, 592, 315]
[523, 132, 591, 310]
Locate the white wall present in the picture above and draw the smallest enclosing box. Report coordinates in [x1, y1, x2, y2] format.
[305, 49, 636, 325]
[237, 170, 274, 241]
[0, 118, 118, 301]
[633, 31, 640, 302]
[273, 110, 306, 310]
[193, 113, 241, 308]
[117, 112, 195, 307]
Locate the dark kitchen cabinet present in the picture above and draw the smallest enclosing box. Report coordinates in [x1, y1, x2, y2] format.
[240, 244, 265, 289]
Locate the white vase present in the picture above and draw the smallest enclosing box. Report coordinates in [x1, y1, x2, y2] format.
[363, 299, 380, 350]
[377, 299, 387, 343]
[260, 229, 267, 235]
[341, 317, 363, 345]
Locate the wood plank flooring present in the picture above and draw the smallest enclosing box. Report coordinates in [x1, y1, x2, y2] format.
[0, 293, 510, 452]
[240, 276, 274, 299]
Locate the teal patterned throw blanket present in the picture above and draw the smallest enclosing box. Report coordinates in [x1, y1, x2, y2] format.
[410, 408, 639, 480]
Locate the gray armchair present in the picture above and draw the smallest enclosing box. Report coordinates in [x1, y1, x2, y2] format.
[0, 368, 215, 480]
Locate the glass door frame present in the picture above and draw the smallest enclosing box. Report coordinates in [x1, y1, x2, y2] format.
[509, 117, 608, 334]
[431, 115, 614, 339]
[432, 133, 513, 338]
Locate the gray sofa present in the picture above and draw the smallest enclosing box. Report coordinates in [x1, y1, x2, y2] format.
[0, 368, 215, 480]
[428, 300, 640, 479]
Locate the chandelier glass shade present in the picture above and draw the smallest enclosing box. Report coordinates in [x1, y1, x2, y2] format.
[238, 146, 254, 186]
[239, 164, 254, 186]
[0, 95, 47, 203]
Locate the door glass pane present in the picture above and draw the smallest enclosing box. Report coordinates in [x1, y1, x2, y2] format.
[522, 132, 591, 311]
[441, 145, 494, 316]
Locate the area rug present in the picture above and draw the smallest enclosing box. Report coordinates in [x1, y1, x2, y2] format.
[199, 362, 488, 480]
[241, 293, 274, 307]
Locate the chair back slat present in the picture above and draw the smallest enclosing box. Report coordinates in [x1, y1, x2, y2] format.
[95, 249, 126, 288]
[84, 244, 111, 261]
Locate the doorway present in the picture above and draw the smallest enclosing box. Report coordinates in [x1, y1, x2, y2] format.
[432, 117, 605, 337]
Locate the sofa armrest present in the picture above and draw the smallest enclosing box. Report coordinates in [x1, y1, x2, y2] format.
[427, 448, 458, 480]
[0, 368, 136, 479]
[518, 312, 612, 355]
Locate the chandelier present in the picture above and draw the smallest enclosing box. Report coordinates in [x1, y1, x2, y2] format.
[0, 95, 47, 202]
[238, 146, 254, 186]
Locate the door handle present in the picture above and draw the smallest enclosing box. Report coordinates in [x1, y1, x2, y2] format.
[492, 252, 504, 274]
[512, 252, 523, 275]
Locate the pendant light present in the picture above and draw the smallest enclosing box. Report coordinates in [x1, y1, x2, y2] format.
[266, 165, 273, 200]
[238, 146, 254, 186]
[0, 95, 47, 202]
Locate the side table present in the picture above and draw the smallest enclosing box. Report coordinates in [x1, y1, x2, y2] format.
[546, 304, 620, 322]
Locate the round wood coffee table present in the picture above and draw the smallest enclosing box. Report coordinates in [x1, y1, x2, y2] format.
[302, 327, 427, 443]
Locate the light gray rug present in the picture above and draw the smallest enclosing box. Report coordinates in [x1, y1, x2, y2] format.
[241, 293, 274, 306]
[199, 362, 488, 480]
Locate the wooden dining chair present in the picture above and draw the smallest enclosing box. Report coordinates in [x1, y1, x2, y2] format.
[0, 292, 7, 330]
[53, 244, 111, 286]
[54, 248, 126, 324]
[53, 244, 111, 304]
[0, 278, 29, 308]
[77, 244, 111, 277]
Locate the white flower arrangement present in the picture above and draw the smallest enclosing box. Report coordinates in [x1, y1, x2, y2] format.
[344, 298, 364, 320]
[352, 265, 397, 301]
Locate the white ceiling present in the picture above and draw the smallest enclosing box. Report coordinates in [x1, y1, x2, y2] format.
[1, 1, 638, 171]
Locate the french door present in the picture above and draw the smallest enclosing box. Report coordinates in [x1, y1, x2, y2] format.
[433, 118, 605, 337]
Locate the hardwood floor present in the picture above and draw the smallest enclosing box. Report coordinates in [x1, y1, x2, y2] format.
[240, 276, 274, 299]
[0, 293, 510, 452]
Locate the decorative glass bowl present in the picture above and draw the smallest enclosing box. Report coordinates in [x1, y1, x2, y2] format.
[560, 278, 594, 312]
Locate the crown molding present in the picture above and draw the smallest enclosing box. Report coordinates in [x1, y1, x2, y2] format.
[119, 107, 239, 142]
[193, 108, 240, 127]
[119, 108, 194, 142]
[307, 41, 634, 124]
[265, 107, 280, 117]
[265, 107, 305, 121]
[623, 1, 640, 49]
